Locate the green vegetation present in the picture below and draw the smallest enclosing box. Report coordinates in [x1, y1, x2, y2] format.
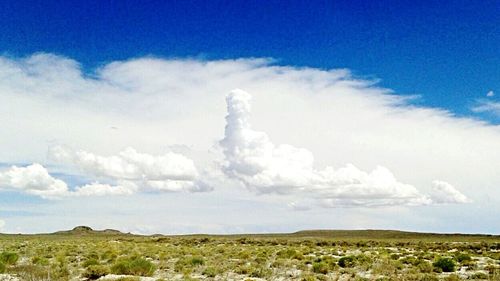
[0, 251, 19, 265]
[338, 255, 356, 268]
[83, 265, 110, 280]
[433, 257, 456, 272]
[111, 257, 156, 276]
[0, 227, 498, 280]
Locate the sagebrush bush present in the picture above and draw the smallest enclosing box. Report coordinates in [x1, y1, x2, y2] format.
[312, 261, 329, 274]
[0, 251, 19, 265]
[338, 256, 356, 268]
[32, 256, 50, 266]
[83, 258, 99, 267]
[7, 264, 50, 281]
[111, 257, 156, 276]
[83, 265, 110, 280]
[433, 257, 455, 272]
[469, 272, 488, 279]
[417, 260, 433, 273]
[189, 256, 204, 266]
[455, 252, 472, 264]
[202, 266, 219, 277]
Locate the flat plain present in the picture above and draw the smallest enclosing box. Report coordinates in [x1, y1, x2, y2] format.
[0, 227, 499, 281]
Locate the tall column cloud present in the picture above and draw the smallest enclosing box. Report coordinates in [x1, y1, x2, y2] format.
[220, 89, 469, 207]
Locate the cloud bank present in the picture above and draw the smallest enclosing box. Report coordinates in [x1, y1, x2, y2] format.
[220, 89, 469, 207]
[1, 53, 500, 234]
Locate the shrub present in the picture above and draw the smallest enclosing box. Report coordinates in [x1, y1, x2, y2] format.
[300, 274, 317, 281]
[202, 266, 219, 277]
[419, 274, 439, 281]
[111, 257, 156, 276]
[83, 265, 110, 280]
[83, 258, 99, 267]
[417, 260, 433, 273]
[7, 264, 50, 280]
[234, 264, 252, 275]
[250, 266, 272, 278]
[277, 248, 299, 259]
[0, 262, 5, 273]
[444, 274, 461, 281]
[433, 257, 455, 272]
[469, 272, 488, 279]
[338, 256, 356, 268]
[51, 263, 71, 280]
[0, 252, 19, 265]
[455, 253, 472, 263]
[32, 256, 49, 266]
[312, 261, 329, 274]
[189, 256, 204, 266]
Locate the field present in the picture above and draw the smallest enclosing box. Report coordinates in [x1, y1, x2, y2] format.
[0, 227, 499, 281]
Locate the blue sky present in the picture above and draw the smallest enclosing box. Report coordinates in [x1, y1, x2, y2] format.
[1, 0, 498, 120]
[0, 1, 499, 234]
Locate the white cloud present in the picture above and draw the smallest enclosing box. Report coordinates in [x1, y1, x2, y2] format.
[0, 164, 135, 198]
[49, 145, 198, 181]
[73, 182, 136, 196]
[49, 145, 212, 193]
[429, 180, 471, 204]
[472, 100, 500, 116]
[220, 89, 468, 207]
[0, 53, 499, 232]
[487, 90, 494, 97]
[0, 164, 69, 199]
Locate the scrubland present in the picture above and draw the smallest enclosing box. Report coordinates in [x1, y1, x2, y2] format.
[0, 227, 499, 281]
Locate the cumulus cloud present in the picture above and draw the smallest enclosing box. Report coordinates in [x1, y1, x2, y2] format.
[0, 164, 136, 198]
[0, 164, 69, 199]
[2, 53, 500, 232]
[220, 89, 468, 207]
[49, 145, 198, 181]
[49, 145, 211, 193]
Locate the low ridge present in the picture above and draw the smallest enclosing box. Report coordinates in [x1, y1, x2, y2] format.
[52, 226, 126, 235]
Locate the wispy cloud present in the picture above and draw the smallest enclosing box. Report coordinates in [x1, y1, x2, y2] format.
[472, 100, 500, 117]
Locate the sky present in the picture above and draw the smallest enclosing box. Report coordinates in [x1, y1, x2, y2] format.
[0, 0, 499, 234]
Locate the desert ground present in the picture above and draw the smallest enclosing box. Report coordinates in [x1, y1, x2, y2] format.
[0, 227, 499, 281]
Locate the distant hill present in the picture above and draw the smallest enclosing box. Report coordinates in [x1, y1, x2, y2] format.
[1, 227, 498, 241]
[290, 229, 498, 240]
[52, 226, 127, 236]
[158, 229, 499, 242]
